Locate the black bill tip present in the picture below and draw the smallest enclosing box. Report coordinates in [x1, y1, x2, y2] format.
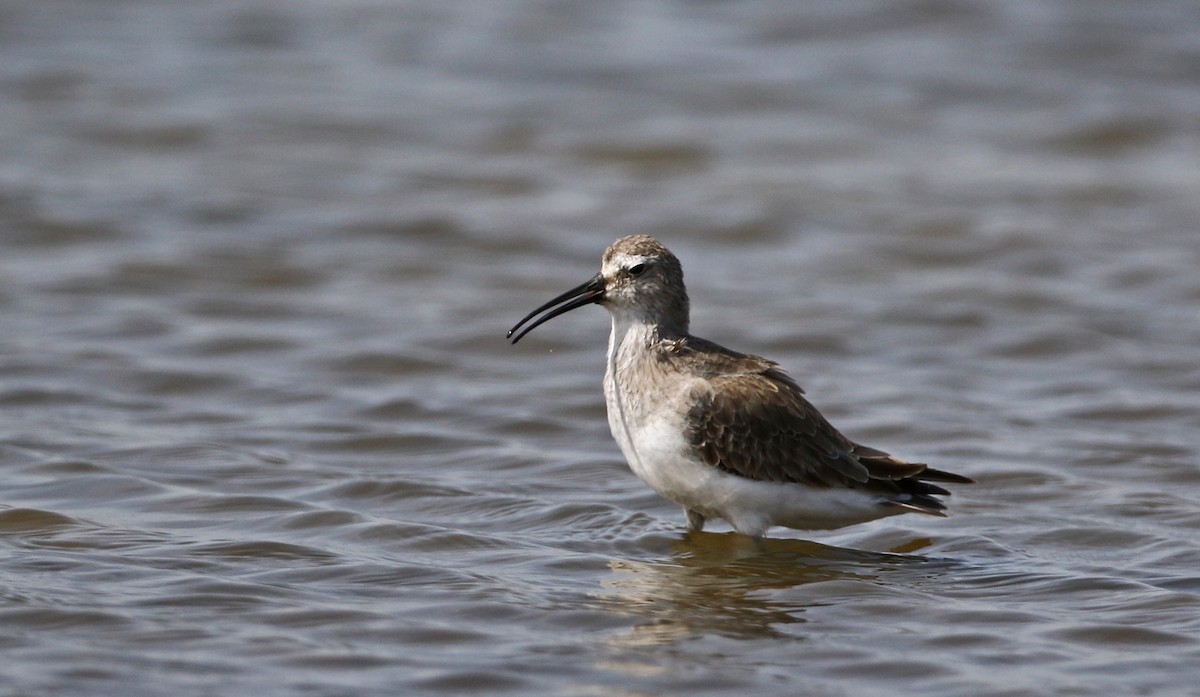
[508, 274, 605, 344]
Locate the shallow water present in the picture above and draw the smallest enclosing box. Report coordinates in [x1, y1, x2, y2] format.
[2, 1, 1200, 695]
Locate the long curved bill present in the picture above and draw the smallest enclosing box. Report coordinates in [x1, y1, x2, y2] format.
[507, 273, 605, 344]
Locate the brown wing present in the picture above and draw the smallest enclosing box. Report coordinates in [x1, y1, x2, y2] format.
[683, 359, 971, 514]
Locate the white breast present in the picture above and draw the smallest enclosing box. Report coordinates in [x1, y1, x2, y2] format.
[602, 317, 718, 509]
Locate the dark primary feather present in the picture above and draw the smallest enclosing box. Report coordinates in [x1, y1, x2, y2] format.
[671, 337, 972, 515]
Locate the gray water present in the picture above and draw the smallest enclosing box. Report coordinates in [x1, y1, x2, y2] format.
[3, 1, 1200, 695]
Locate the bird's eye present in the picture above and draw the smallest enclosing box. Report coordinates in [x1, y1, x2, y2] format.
[628, 263, 646, 277]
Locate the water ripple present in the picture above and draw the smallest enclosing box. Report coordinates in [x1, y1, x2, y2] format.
[2, 1, 1200, 695]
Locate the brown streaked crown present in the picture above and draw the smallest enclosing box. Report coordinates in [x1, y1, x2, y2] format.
[602, 234, 675, 265]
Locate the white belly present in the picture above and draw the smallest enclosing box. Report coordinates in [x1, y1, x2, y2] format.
[605, 370, 896, 536]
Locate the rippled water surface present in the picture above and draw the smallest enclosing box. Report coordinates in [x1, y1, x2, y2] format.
[3, 1, 1200, 695]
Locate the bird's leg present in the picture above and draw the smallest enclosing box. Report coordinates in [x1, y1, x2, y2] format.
[684, 508, 706, 532]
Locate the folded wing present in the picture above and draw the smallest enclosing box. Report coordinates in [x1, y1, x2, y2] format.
[684, 363, 972, 515]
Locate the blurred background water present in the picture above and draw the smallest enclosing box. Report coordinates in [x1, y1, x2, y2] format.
[2, 1, 1200, 695]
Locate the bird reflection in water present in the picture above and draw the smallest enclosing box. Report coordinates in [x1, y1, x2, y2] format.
[594, 531, 943, 648]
